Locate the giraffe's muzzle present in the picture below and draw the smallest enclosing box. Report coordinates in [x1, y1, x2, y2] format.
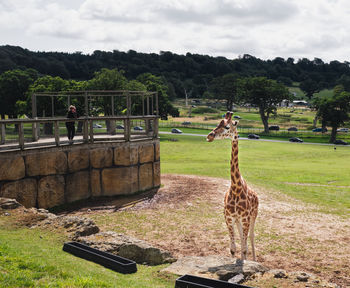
[206, 131, 215, 142]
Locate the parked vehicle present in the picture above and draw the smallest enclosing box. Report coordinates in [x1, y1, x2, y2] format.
[337, 128, 349, 132]
[269, 125, 280, 131]
[116, 124, 124, 129]
[288, 127, 298, 131]
[247, 134, 260, 139]
[334, 139, 348, 145]
[182, 121, 191, 125]
[133, 126, 143, 131]
[171, 128, 182, 134]
[312, 127, 327, 132]
[234, 115, 241, 119]
[289, 137, 303, 143]
[92, 123, 102, 128]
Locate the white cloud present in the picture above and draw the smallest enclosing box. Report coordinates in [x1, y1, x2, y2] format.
[0, 0, 349, 62]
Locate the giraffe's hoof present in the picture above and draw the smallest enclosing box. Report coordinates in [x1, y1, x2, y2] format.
[230, 250, 235, 257]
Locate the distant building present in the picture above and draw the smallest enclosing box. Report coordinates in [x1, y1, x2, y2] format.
[292, 100, 308, 106]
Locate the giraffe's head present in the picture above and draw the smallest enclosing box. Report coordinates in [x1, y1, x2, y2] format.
[207, 111, 239, 142]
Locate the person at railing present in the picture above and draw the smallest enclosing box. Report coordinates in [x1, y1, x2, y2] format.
[66, 105, 78, 144]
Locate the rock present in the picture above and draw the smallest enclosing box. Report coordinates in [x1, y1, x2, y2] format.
[38, 175, 65, 209]
[77, 231, 176, 265]
[0, 198, 22, 209]
[58, 216, 99, 239]
[291, 271, 312, 282]
[66, 171, 90, 203]
[90, 148, 113, 168]
[155, 142, 160, 161]
[139, 163, 153, 191]
[139, 144, 154, 163]
[153, 161, 161, 186]
[269, 269, 288, 278]
[90, 169, 102, 197]
[0, 178, 37, 208]
[26, 151, 67, 176]
[228, 273, 244, 284]
[114, 146, 131, 166]
[0, 156, 25, 181]
[68, 149, 89, 172]
[102, 167, 138, 196]
[162, 256, 268, 281]
[4, 212, 10, 216]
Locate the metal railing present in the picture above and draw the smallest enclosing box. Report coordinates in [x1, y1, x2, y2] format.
[0, 115, 159, 151]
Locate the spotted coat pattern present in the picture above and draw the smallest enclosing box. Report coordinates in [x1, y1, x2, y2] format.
[207, 112, 259, 260]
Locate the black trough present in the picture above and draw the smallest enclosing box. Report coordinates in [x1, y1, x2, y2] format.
[63, 241, 137, 274]
[175, 274, 254, 288]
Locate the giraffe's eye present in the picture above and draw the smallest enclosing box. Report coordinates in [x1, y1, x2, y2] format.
[225, 125, 230, 129]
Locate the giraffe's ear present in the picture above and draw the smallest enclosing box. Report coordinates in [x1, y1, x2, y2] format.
[233, 120, 239, 126]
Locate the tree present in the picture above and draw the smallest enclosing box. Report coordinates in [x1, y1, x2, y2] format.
[299, 78, 319, 99]
[314, 85, 350, 143]
[240, 77, 291, 133]
[0, 69, 38, 119]
[209, 74, 241, 110]
[137, 73, 179, 118]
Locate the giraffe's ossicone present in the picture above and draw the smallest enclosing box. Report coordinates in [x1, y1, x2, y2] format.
[207, 111, 259, 261]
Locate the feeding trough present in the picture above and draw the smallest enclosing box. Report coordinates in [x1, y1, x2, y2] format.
[63, 241, 137, 274]
[175, 274, 254, 288]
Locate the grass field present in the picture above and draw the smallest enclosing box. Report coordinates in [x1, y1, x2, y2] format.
[0, 224, 175, 288]
[160, 134, 350, 215]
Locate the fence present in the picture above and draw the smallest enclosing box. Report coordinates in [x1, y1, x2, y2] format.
[0, 116, 159, 151]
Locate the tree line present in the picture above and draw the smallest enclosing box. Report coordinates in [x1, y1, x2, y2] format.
[0, 45, 349, 142]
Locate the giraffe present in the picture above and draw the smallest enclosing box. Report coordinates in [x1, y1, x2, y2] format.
[207, 111, 259, 261]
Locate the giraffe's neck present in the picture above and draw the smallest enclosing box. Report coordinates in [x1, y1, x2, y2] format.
[230, 139, 241, 190]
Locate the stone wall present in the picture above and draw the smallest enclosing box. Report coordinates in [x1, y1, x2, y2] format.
[0, 140, 160, 209]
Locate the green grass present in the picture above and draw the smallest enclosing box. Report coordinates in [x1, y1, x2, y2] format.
[0, 225, 175, 287]
[160, 134, 350, 215]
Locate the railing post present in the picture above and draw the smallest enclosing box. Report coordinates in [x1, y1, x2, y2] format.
[54, 120, 60, 146]
[145, 119, 150, 136]
[19, 122, 24, 150]
[124, 118, 130, 141]
[89, 118, 94, 143]
[32, 120, 39, 142]
[83, 118, 88, 143]
[1, 123, 5, 144]
[153, 117, 159, 138]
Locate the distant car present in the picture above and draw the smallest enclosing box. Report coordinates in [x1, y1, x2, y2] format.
[133, 126, 143, 131]
[269, 125, 280, 131]
[116, 124, 124, 129]
[334, 139, 348, 145]
[337, 128, 349, 132]
[182, 121, 191, 125]
[234, 115, 241, 119]
[171, 128, 182, 134]
[92, 123, 102, 128]
[312, 127, 328, 132]
[288, 127, 298, 131]
[289, 137, 303, 143]
[247, 134, 260, 139]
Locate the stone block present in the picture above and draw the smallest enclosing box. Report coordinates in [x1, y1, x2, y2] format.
[114, 146, 130, 166]
[0, 156, 25, 181]
[130, 146, 138, 165]
[153, 161, 161, 187]
[90, 148, 113, 168]
[66, 171, 90, 203]
[139, 163, 153, 191]
[38, 175, 65, 209]
[26, 151, 67, 176]
[90, 169, 102, 197]
[155, 142, 160, 161]
[139, 144, 154, 163]
[0, 178, 37, 208]
[102, 167, 138, 196]
[68, 149, 89, 172]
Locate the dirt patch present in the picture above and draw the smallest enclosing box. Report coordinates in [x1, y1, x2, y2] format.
[60, 174, 350, 287]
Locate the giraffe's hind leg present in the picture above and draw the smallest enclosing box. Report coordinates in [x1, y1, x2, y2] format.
[237, 220, 249, 260]
[225, 216, 236, 256]
[249, 218, 256, 261]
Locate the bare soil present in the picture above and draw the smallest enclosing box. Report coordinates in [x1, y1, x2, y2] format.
[60, 174, 349, 287]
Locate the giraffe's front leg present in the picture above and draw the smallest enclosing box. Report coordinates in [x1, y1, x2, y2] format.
[225, 216, 236, 257]
[236, 220, 249, 260]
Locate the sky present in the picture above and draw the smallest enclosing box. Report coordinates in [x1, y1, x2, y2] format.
[0, 0, 349, 63]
